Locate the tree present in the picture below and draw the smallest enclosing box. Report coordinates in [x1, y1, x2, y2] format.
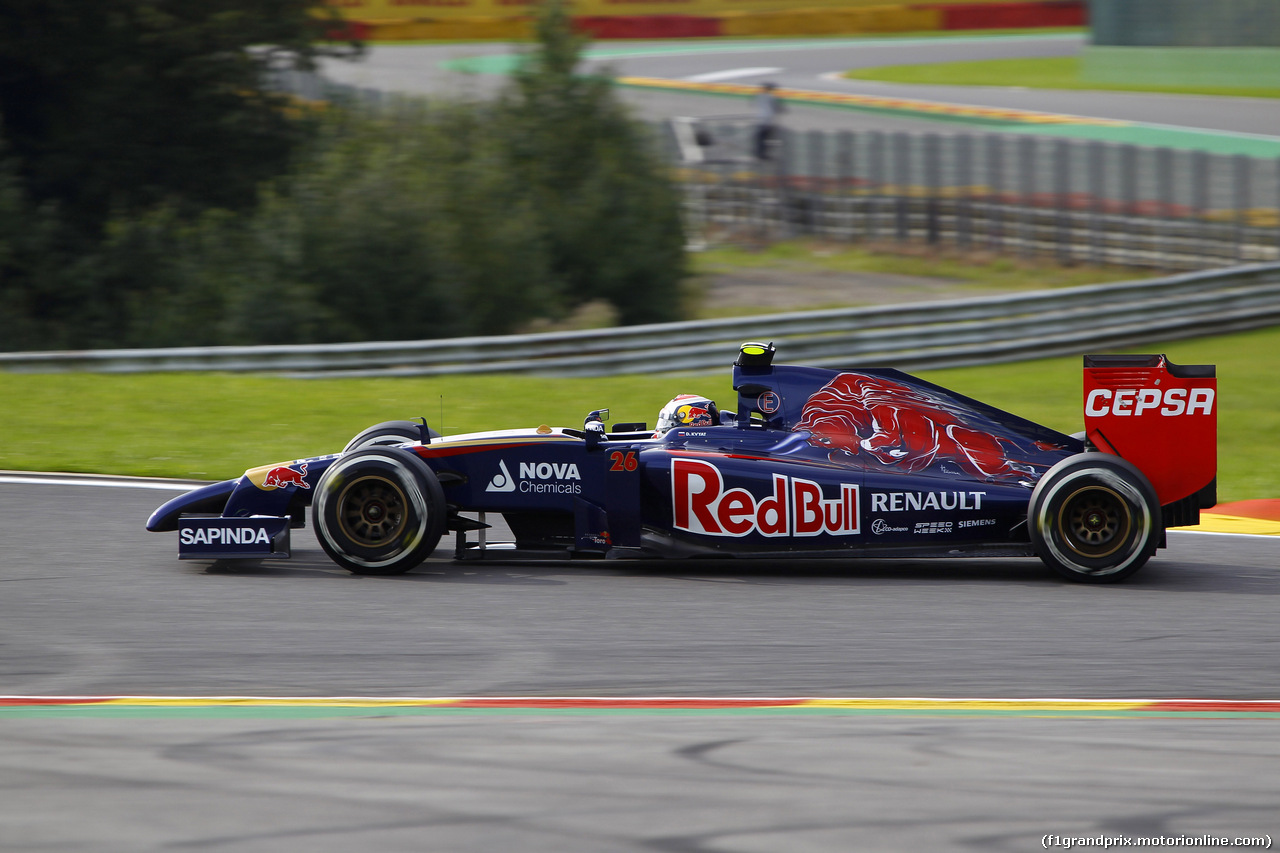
[495, 0, 687, 325]
[0, 0, 357, 234]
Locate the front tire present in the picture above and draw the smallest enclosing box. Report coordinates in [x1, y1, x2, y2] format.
[1029, 453, 1161, 584]
[343, 420, 440, 453]
[313, 447, 446, 575]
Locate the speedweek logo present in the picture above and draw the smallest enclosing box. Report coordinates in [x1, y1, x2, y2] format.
[486, 460, 582, 494]
[672, 458, 858, 537]
[914, 521, 953, 535]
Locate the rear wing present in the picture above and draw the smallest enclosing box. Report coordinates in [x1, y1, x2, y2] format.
[1083, 355, 1216, 517]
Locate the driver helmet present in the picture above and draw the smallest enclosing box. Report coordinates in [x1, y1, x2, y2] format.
[656, 394, 719, 434]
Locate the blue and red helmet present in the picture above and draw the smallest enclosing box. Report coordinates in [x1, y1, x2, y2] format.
[656, 394, 719, 433]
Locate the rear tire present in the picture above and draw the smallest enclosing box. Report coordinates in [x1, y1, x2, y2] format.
[343, 420, 439, 453]
[313, 447, 446, 575]
[1029, 453, 1161, 584]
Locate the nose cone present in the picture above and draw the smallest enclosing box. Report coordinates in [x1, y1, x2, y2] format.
[146, 479, 239, 531]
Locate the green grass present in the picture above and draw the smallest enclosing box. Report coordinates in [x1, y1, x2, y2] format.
[0, 372, 703, 481]
[844, 56, 1280, 100]
[690, 242, 1141, 290]
[685, 241, 1146, 318]
[2, 324, 1276, 501]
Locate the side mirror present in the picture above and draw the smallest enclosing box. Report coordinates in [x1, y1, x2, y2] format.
[584, 409, 609, 449]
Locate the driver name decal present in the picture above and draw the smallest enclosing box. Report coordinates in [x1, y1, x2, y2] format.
[673, 458, 858, 538]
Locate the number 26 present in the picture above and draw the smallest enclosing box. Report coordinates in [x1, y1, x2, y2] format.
[609, 450, 638, 472]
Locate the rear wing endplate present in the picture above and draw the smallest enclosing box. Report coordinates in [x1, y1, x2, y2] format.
[1083, 354, 1216, 509]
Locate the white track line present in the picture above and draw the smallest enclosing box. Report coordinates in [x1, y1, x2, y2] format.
[686, 66, 782, 83]
[0, 472, 203, 492]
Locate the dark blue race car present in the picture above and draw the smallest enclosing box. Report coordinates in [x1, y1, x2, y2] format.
[148, 343, 1217, 583]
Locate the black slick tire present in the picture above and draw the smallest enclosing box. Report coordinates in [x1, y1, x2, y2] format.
[313, 447, 446, 575]
[1028, 453, 1161, 584]
[343, 420, 440, 453]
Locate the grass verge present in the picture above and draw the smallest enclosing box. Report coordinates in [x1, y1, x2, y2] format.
[843, 56, 1280, 100]
[2, 325, 1275, 501]
[690, 242, 1141, 290]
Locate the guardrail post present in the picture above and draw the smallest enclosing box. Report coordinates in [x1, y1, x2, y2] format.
[1192, 150, 1210, 266]
[956, 135, 973, 250]
[987, 134, 1004, 252]
[1088, 141, 1105, 266]
[837, 130, 854, 242]
[867, 131, 884, 242]
[1234, 154, 1250, 264]
[893, 132, 910, 242]
[1018, 136, 1035, 258]
[808, 129, 825, 238]
[775, 127, 793, 240]
[925, 134, 941, 245]
[1054, 139, 1071, 264]
[1120, 144, 1137, 266]
[1156, 146, 1174, 269]
[1275, 156, 1280, 260]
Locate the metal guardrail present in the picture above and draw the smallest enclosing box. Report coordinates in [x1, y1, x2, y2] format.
[4, 263, 1280, 377]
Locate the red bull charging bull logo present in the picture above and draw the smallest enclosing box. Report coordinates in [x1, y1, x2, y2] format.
[678, 404, 714, 427]
[794, 373, 1043, 485]
[250, 462, 311, 491]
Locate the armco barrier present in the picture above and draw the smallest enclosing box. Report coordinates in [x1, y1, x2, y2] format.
[3, 264, 1278, 378]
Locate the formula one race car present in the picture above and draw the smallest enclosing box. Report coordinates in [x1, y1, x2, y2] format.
[147, 343, 1217, 583]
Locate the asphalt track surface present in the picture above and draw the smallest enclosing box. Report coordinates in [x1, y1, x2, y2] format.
[318, 33, 1280, 154]
[3, 478, 1279, 850]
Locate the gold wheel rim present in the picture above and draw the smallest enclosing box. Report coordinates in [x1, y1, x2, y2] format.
[336, 475, 408, 548]
[1058, 485, 1131, 559]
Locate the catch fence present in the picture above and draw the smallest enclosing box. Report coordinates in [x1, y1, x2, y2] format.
[670, 121, 1280, 270]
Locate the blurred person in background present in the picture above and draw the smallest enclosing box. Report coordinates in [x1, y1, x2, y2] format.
[753, 81, 784, 161]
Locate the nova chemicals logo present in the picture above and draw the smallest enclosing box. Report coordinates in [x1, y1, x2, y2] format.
[486, 460, 583, 494]
[517, 462, 582, 494]
[486, 460, 517, 493]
